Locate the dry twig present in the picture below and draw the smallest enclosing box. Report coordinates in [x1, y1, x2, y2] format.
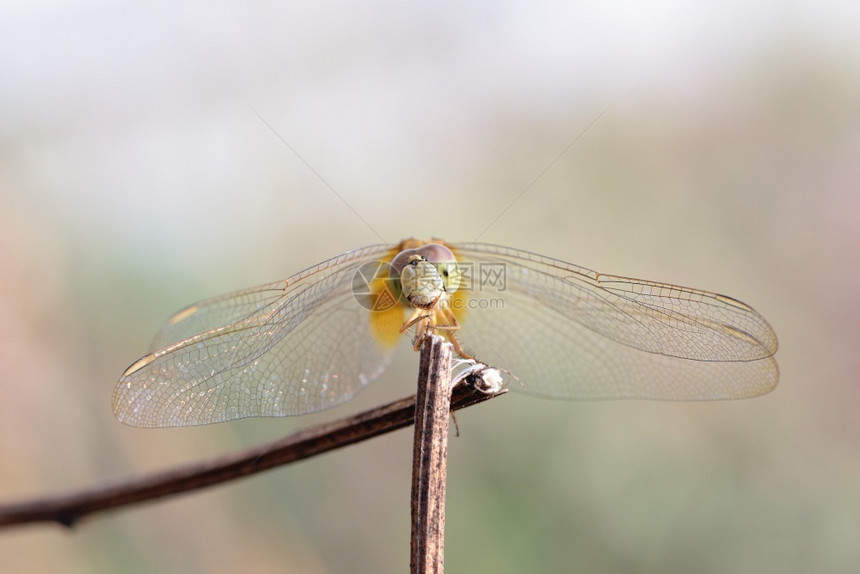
[0, 377, 503, 530]
[410, 335, 454, 574]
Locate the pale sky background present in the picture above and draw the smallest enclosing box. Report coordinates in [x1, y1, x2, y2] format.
[1, 2, 859, 573]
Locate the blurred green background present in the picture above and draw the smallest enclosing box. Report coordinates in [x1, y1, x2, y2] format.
[1, 2, 858, 573]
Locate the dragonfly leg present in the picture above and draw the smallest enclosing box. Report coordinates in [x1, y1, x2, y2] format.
[432, 308, 475, 360]
[400, 307, 429, 334]
[446, 331, 474, 360]
[401, 304, 474, 357]
[412, 320, 431, 350]
[430, 305, 460, 333]
[401, 308, 434, 350]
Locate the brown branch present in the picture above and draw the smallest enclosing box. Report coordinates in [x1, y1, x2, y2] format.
[0, 380, 505, 531]
[410, 335, 453, 574]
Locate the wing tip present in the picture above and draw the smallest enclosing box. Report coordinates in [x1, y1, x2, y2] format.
[121, 353, 157, 377]
[167, 304, 200, 325]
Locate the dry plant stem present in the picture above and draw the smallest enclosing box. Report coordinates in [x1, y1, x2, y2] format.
[0, 380, 501, 531]
[410, 335, 454, 574]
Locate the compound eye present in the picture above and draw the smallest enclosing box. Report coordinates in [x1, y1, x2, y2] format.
[415, 244, 461, 293]
[389, 248, 420, 276]
[415, 243, 456, 264]
[435, 261, 461, 293]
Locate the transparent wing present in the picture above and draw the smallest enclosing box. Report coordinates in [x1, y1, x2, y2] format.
[449, 243, 779, 400]
[113, 244, 396, 427]
[148, 280, 291, 352]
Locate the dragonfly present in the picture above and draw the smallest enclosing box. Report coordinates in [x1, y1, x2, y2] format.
[112, 239, 779, 428]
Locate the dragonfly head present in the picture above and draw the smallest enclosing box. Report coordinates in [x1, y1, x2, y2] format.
[390, 243, 462, 309]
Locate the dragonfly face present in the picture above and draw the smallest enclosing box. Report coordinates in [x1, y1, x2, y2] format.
[388, 242, 461, 309]
[398, 256, 445, 309]
[113, 239, 779, 428]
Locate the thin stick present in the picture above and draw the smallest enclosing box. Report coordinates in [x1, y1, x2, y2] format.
[410, 335, 453, 574]
[0, 381, 503, 530]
